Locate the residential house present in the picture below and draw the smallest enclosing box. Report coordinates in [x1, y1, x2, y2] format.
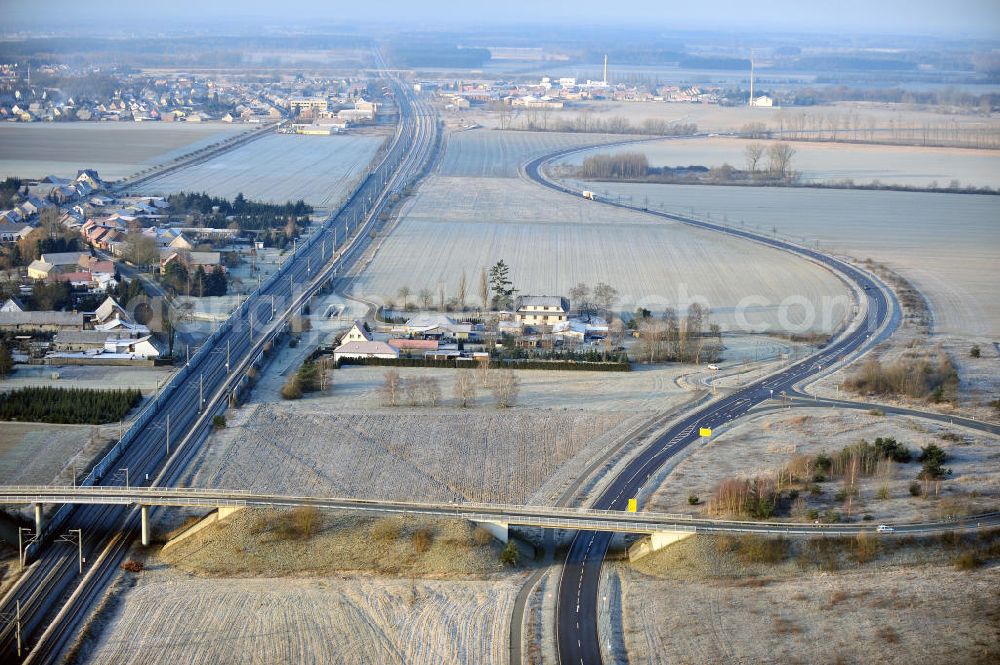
[1, 297, 25, 312]
[40, 252, 88, 269]
[342, 320, 372, 343]
[515, 296, 570, 328]
[75, 170, 103, 190]
[332, 340, 399, 361]
[0, 221, 32, 242]
[27, 260, 54, 280]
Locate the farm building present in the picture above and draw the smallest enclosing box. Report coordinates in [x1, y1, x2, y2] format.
[332, 340, 399, 361]
[0, 311, 84, 333]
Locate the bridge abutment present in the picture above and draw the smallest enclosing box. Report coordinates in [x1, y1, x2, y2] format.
[473, 520, 509, 543]
[33, 503, 43, 535]
[627, 530, 696, 562]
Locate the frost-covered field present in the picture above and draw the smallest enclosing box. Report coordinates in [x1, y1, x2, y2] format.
[618, 560, 999, 665]
[187, 402, 643, 504]
[564, 136, 1000, 188]
[438, 129, 625, 177]
[646, 407, 1000, 523]
[136, 133, 385, 210]
[351, 176, 851, 332]
[0, 122, 246, 180]
[0, 423, 104, 486]
[564, 181, 1000, 336]
[86, 570, 515, 665]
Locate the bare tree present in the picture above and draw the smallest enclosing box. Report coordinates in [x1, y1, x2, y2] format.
[479, 268, 490, 311]
[639, 319, 667, 363]
[492, 369, 519, 408]
[662, 307, 679, 359]
[476, 354, 491, 387]
[609, 318, 626, 348]
[453, 370, 477, 407]
[743, 142, 765, 174]
[457, 270, 467, 311]
[405, 377, 421, 406]
[568, 282, 590, 315]
[424, 376, 442, 406]
[767, 142, 796, 179]
[592, 282, 619, 318]
[397, 287, 411, 311]
[419, 288, 433, 310]
[380, 369, 401, 406]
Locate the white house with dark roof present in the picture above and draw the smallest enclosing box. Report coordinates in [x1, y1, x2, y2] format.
[1, 297, 25, 312]
[0, 221, 31, 242]
[515, 296, 570, 327]
[332, 340, 399, 361]
[342, 320, 372, 343]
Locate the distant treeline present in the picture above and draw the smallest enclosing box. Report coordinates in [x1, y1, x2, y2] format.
[514, 114, 698, 137]
[783, 86, 997, 109]
[0, 386, 142, 424]
[0, 35, 370, 65]
[388, 45, 491, 68]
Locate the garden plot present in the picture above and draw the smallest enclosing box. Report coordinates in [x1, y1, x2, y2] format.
[136, 133, 385, 211]
[84, 568, 515, 665]
[645, 407, 1000, 523]
[0, 122, 246, 181]
[563, 181, 1000, 337]
[350, 176, 851, 332]
[565, 136, 1000, 188]
[438, 129, 624, 177]
[617, 559, 999, 665]
[187, 403, 642, 504]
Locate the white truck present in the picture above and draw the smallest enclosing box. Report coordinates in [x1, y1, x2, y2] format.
[582, 190, 595, 200]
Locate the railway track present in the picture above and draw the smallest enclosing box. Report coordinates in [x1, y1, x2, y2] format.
[0, 51, 440, 664]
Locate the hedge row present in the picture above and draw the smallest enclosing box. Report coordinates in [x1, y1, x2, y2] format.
[335, 356, 630, 372]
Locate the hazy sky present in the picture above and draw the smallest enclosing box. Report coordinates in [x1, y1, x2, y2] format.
[6, 0, 1000, 38]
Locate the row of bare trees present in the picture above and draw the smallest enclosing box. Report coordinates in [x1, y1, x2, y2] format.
[567, 281, 620, 318]
[634, 303, 721, 364]
[391, 260, 514, 315]
[743, 142, 796, 180]
[743, 110, 1000, 150]
[379, 364, 518, 409]
[579, 152, 650, 179]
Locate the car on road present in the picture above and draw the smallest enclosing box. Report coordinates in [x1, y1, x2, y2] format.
[706, 364, 720, 371]
[877, 524, 895, 533]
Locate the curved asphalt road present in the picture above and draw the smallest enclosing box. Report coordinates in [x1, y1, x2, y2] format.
[523, 147, 902, 665]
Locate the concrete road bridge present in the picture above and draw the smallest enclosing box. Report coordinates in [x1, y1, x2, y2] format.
[3, 485, 996, 554]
